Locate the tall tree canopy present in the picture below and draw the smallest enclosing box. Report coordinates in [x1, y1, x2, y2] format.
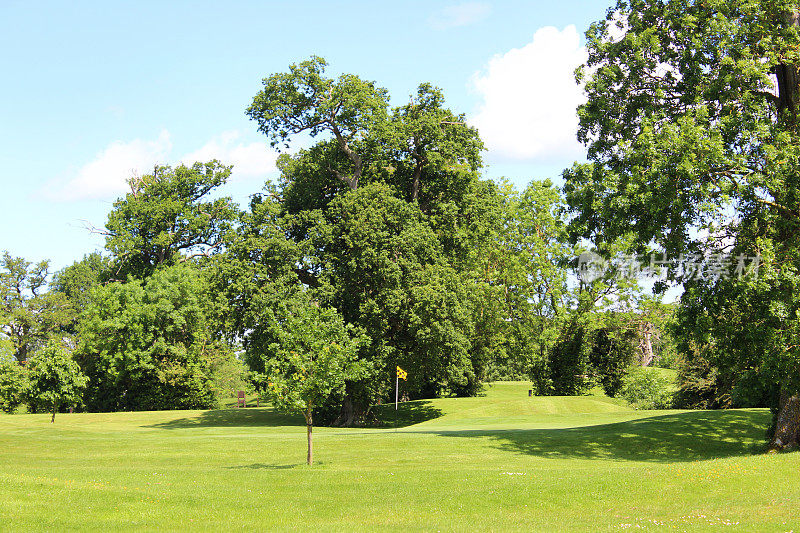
[231, 57, 505, 424]
[564, 0, 800, 448]
[0, 252, 72, 362]
[104, 161, 236, 279]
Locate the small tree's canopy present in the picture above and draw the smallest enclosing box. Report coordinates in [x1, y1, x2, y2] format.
[258, 301, 363, 417]
[104, 161, 237, 279]
[24, 341, 87, 420]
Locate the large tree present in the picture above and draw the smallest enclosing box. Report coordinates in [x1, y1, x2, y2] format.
[237, 58, 503, 424]
[564, 0, 800, 448]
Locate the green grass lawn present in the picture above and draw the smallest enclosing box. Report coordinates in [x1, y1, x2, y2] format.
[0, 382, 797, 531]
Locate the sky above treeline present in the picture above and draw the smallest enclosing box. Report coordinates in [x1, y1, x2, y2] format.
[1, 0, 612, 272]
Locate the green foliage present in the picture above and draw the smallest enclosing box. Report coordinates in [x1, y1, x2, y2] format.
[0, 252, 74, 362]
[619, 367, 675, 410]
[674, 346, 734, 409]
[544, 327, 595, 395]
[257, 303, 362, 418]
[206, 349, 250, 401]
[563, 1, 800, 436]
[104, 161, 237, 279]
[0, 361, 27, 413]
[589, 326, 637, 397]
[323, 183, 482, 403]
[24, 341, 88, 420]
[51, 253, 109, 310]
[76, 264, 219, 411]
[477, 180, 574, 390]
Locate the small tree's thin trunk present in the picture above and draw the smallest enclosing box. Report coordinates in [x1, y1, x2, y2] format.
[305, 408, 313, 466]
[51, 402, 57, 423]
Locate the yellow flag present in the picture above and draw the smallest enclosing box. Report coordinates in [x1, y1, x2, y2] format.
[396, 366, 407, 380]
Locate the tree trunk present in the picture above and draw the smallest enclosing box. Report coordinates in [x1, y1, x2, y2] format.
[776, 10, 800, 123]
[334, 394, 353, 427]
[639, 322, 655, 367]
[766, 9, 800, 453]
[51, 402, 57, 423]
[769, 390, 800, 451]
[305, 409, 313, 466]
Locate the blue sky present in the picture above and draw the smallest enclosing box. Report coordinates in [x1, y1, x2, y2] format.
[1, 1, 613, 272]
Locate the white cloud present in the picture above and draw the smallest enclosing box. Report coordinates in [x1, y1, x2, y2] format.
[53, 130, 172, 201]
[470, 25, 588, 162]
[429, 2, 491, 30]
[180, 131, 278, 181]
[48, 130, 278, 202]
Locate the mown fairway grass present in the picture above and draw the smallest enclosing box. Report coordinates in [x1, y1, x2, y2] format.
[0, 382, 797, 531]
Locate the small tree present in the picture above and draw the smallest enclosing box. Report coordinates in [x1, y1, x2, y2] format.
[258, 302, 362, 465]
[25, 342, 88, 422]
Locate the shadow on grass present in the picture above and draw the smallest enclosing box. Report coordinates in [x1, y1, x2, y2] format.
[428, 409, 771, 463]
[144, 400, 443, 430]
[372, 400, 444, 428]
[144, 408, 306, 429]
[225, 463, 302, 470]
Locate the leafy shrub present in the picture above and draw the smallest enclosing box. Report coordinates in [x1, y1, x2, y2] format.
[590, 327, 637, 397]
[619, 367, 675, 409]
[0, 361, 27, 413]
[76, 265, 218, 411]
[544, 328, 595, 395]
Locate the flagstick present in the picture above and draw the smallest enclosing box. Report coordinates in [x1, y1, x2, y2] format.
[395, 374, 399, 411]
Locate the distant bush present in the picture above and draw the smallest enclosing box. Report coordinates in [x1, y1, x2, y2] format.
[0, 361, 27, 413]
[619, 367, 674, 409]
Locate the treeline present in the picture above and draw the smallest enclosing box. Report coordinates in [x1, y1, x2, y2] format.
[1, 58, 681, 423]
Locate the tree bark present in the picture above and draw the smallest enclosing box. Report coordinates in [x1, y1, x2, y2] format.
[333, 394, 355, 427]
[638, 321, 655, 367]
[305, 409, 313, 466]
[51, 402, 57, 423]
[776, 10, 800, 123]
[767, 8, 800, 451]
[330, 122, 361, 191]
[770, 391, 800, 451]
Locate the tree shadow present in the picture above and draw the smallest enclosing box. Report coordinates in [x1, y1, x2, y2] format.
[144, 408, 306, 429]
[428, 409, 771, 463]
[224, 463, 302, 470]
[372, 400, 444, 428]
[144, 400, 443, 430]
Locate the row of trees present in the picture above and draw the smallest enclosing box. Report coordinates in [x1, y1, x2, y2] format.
[14, 0, 800, 456]
[1, 58, 670, 435]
